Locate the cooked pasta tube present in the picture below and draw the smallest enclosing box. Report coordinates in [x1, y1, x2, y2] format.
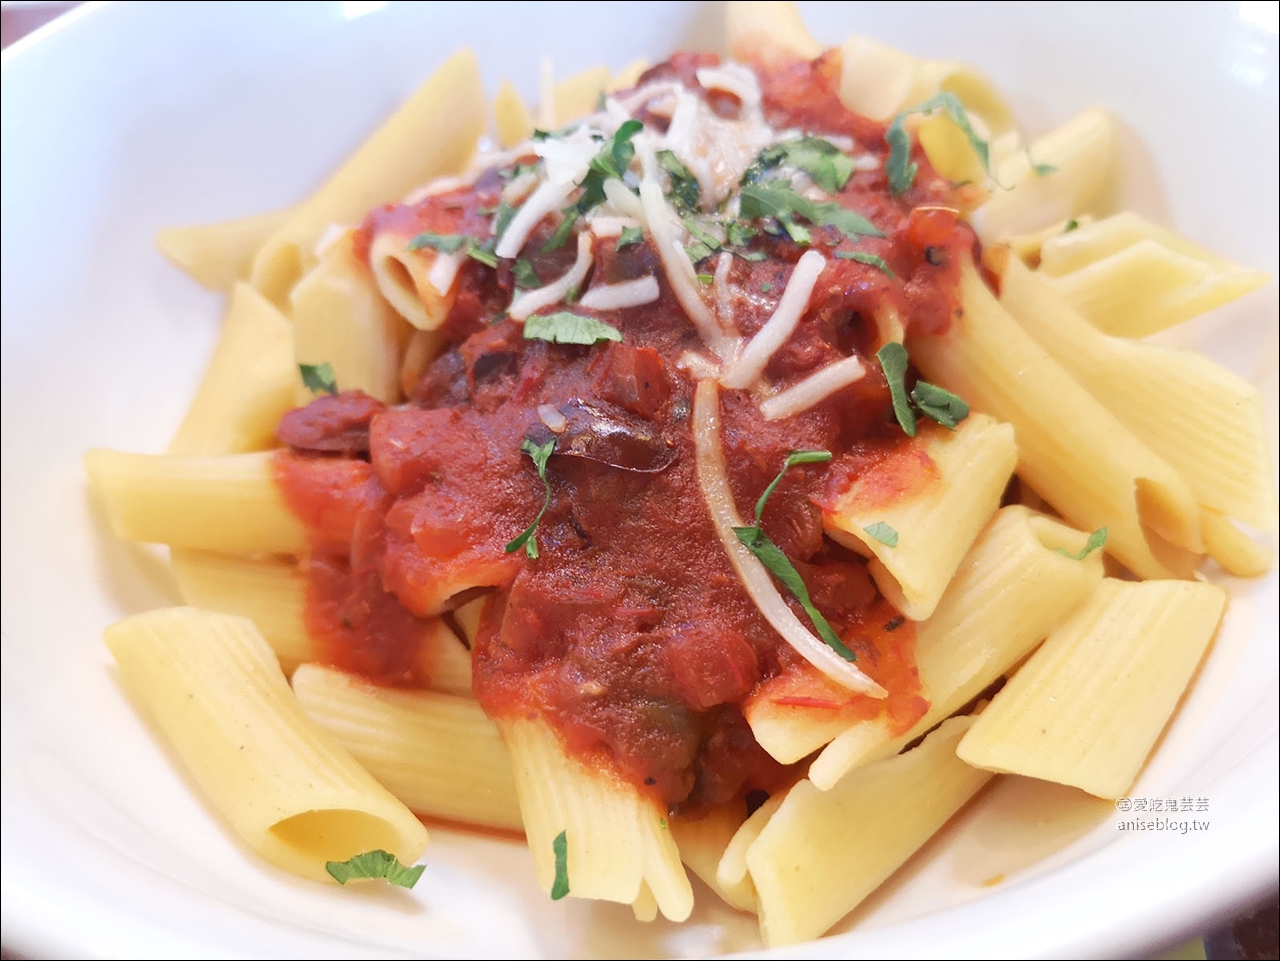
[822, 413, 1017, 621]
[747, 716, 993, 947]
[1199, 509, 1274, 578]
[957, 578, 1227, 798]
[500, 717, 693, 922]
[972, 107, 1116, 242]
[907, 257, 1203, 579]
[167, 283, 299, 456]
[366, 225, 459, 331]
[715, 791, 787, 913]
[169, 549, 312, 671]
[84, 449, 308, 555]
[999, 255, 1276, 530]
[292, 229, 410, 403]
[494, 79, 535, 149]
[554, 66, 611, 125]
[669, 801, 758, 913]
[1037, 210, 1257, 278]
[156, 207, 293, 292]
[725, 1, 822, 64]
[105, 608, 428, 881]
[808, 506, 1104, 790]
[292, 664, 520, 831]
[250, 49, 484, 306]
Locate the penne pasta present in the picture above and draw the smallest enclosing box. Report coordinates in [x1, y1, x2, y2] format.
[156, 207, 293, 292]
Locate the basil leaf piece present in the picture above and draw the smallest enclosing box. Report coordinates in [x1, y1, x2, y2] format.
[616, 225, 645, 249]
[325, 850, 425, 888]
[753, 450, 833, 524]
[862, 521, 899, 547]
[551, 830, 570, 900]
[726, 220, 758, 248]
[513, 258, 542, 289]
[834, 249, 896, 277]
[1056, 527, 1108, 560]
[733, 525, 857, 662]
[656, 149, 701, 212]
[743, 137, 855, 193]
[682, 217, 723, 263]
[299, 362, 338, 396]
[406, 232, 470, 254]
[760, 281, 773, 293]
[466, 242, 499, 268]
[1033, 162, 1058, 177]
[884, 114, 918, 196]
[910, 380, 970, 430]
[541, 207, 580, 252]
[1064, 219, 1080, 232]
[876, 342, 916, 436]
[505, 437, 556, 559]
[492, 200, 517, 241]
[739, 182, 884, 244]
[523, 312, 623, 345]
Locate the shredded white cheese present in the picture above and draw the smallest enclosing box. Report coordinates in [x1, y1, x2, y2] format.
[427, 249, 466, 297]
[508, 230, 594, 321]
[759, 355, 868, 421]
[712, 250, 735, 331]
[720, 249, 827, 389]
[500, 170, 540, 206]
[578, 275, 660, 311]
[695, 63, 762, 108]
[494, 177, 576, 259]
[537, 404, 568, 433]
[588, 214, 642, 239]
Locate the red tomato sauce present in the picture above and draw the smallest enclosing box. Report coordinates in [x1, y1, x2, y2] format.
[273, 53, 972, 814]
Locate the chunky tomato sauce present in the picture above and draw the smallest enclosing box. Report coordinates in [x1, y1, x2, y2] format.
[274, 53, 973, 814]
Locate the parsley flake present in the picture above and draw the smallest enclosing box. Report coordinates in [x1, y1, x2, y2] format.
[876, 342, 970, 436]
[299, 362, 338, 396]
[834, 249, 896, 277]
[325, 850, 424, 888]
[616, 225, 645, 249]
[730, 451, 857, 663]
[523, 312, 623, 345]
[1064, 219, 1080, 233]
[505, 437, 556, 559]
[863, 521, 899, 548]
[513, 258, 542, 289]
[885, 92, 994, 196]
[543, 122, 644, 252]
[1056, 527, 1108, 560]
[909, 380, 969, 430]
[656, 149, 701, 212]
[551, 830, 570, 900]
[406, 232, 469, 254]
[742, 137, 855, 194]
[739, 182, 883, 245]
[760, 281, 773, 293]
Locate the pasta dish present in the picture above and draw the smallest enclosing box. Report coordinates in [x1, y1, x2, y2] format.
[82, 1, 1276, 948]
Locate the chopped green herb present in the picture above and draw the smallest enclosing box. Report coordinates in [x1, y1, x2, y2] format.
[682, 217, 723, 263]
[739, 182, 883, 244]
[910, 380, 969, 430]
[726, 220, 758, 248]
[542, 207, 580, 252]
[656, 149, 701, 212]
[760, 281, 773, 293]
[1056, 527, 1108, 561]
[1032, 161, 1058, 177]
[325, 850, 424, 888]
[1064, 219, 1080, 233]
[299, 362, 338, 396]
[466, 242, 499, 268]
[863, 521, 899, 548]
[513, 258, 542, 289]
[885, 92, 994, 196]
[532, 128, 553, 141]
[728, 449, 857, 663]
[877, 342, 917, 436]
[542, 122, 644, 253]
[659, 817, 668, 831]
[492, 200, 516, 241]
[406, 232, 470, 254]
[551, 830, 570, 900]
[616, 225, 645, 249]
[523, 311, 624, 345]
[564, 285, 580, 304]
[505, 437, 556, 559]
[834, 249, 896, 277]
[742, 137, 855, 193]
[589, 119, 642, 181]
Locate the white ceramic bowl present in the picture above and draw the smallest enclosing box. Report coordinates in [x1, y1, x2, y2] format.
[2, 3, 1277, 958]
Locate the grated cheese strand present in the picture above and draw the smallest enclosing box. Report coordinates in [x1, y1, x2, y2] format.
[691, 379, 886, 696]
[508, 230, 594, 321]
[495, 178, 578, 260]
[759, 355, 867, 421]
[579, 275, 660, 311]
[720, 249, 826, 389]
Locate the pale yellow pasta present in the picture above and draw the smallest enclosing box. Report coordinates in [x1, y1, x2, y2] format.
[607, 59, 650, 92]
[725, 0, 822, 64]
[553, 66, 611, 126]
[1037, 210, 1251, 278]
[169, 549, 313, 671]
[822, 413, 1016, 621]
[807, 506, 1104, 790]
[907, 257, 1203, 580]
[250, 49, 485, 306]
[1044, 239, 1270, 338]
[958, 578, 1227, 798]
[292, 664, 520, 831]
[972, 107, 1116, 242]
[494, 79, 535, 148]
[836, 35, 918, 122]
[1006, 215, 1094, 264]
[84, 449, 307, 555]
[668, 801, 758, 912]
[716, 790, 786, 912]
[167, 282, 298, 456]
[105, 608, 428, 882]
[156, 207, 293, 292]
[1200, 509, 1274, 578]
[500, 717, 693, 921]
[367, 225, 458, 331]
[999, 255, 1276, 530]
[292, 229, 410, 403]
[399, 328, 446, 398]
[747, 716, 993, 947]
